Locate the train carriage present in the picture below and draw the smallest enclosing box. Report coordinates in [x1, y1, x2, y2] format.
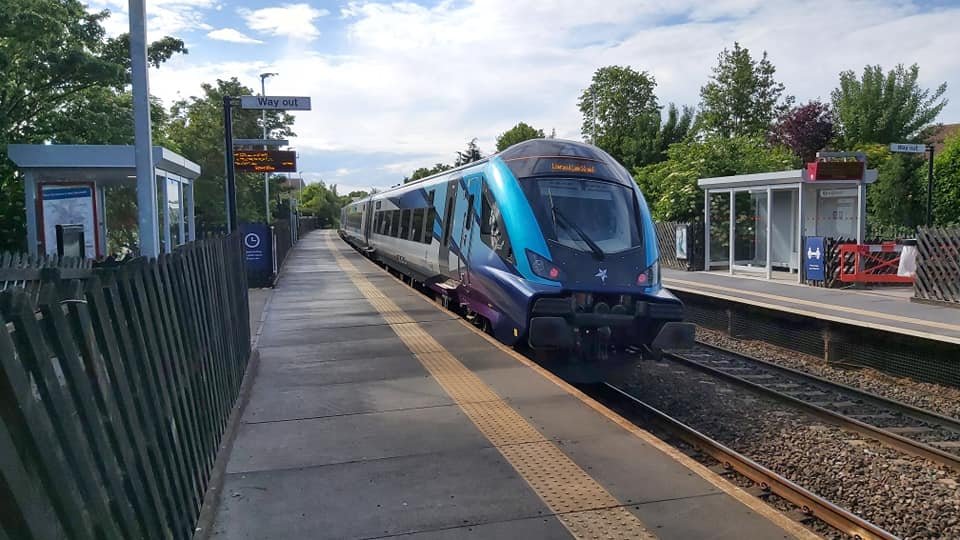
[340, 139, 693, 375]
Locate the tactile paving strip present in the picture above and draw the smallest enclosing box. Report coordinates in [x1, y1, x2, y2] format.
[325, 237, 656, 540]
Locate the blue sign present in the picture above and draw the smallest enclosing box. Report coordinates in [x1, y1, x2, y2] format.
[804, 236, 826, 282]
[242, 223, 273, 285]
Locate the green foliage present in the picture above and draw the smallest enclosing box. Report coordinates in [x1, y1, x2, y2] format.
[933, 132, 960, 225]
[299, 181, 342, 227]
[831, 64, 948, 146]
[406, 163, 452, 183]
[634, 136, 798, 222]
[578, 66, 661, 168]
[166, 78, 296, 227]
[698, 42, 792, 138]
[869, 153, 926, 230]
[495, 122, 544, 152]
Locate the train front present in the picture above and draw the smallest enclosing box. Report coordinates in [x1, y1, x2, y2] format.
[500, 140, 695, 368]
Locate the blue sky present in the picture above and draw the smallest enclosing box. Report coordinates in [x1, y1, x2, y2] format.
[87, 0, 960, 194]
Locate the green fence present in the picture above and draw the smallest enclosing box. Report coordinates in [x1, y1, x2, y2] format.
[0, 234, 250, 540]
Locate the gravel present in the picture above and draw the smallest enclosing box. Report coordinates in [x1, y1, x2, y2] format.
[696, 327, 960, 422]
[621, 359, 960, 540]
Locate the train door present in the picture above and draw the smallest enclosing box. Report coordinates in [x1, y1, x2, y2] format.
[363, 199, 374, 245]
[439, 177, 460, 278]
[458, 176, 482, 288]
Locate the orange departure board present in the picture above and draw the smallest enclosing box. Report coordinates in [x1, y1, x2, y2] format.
[234, 150, 297, 173]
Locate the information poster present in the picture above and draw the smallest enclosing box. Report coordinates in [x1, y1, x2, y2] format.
[41, 184, 96, 257]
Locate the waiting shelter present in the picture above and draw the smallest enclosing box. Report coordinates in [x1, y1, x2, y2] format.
[698, 153, 877, 281]
[8, 144, 201, 258]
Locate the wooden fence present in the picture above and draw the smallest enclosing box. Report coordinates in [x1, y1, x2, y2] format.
[0, 234, 250, 540]
[654, 222, 704, 271]
[915, 226, 960, 306]
[1, 252, 93, 302]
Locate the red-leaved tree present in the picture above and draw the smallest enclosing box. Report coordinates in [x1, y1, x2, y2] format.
[770, 101, 835, 163]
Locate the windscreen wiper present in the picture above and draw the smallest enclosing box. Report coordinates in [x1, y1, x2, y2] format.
[552, 206, 604, 260]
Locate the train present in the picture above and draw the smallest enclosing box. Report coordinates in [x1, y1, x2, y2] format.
[339, 139, 693, 378]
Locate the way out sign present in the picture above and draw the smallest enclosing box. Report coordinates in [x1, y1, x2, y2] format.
[239, 95, 312, 110]
[890, 143, 928, 154]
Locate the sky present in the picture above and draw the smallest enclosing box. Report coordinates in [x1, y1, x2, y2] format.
[85, 0, 960, 194]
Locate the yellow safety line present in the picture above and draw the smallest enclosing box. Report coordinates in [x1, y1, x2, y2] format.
[664, 278, 960, 346]
[450, 319, 821, 540]
[324, 236, 656, 540]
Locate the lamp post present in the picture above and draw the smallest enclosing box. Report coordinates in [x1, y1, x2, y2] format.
[260, 72, 277, 224]
[129, 0, 159, 256]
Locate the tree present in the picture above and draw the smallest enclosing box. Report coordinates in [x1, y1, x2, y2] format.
[0, 1, 186, 142]
[869, 153, 926, 231]
[770, 101, 835, 163]
[933, 132, 960, 225]
[653, 104, 696, 158]
[455, 138, 482, 166]
[698, 42, 792, 138]
[831, 64, 948, 146]
[578, 66, 661, 168]
[634, 136, 798, 222]
[496, 122, 544, 151]
[300, 181, 342, 227]
[166, 78, 296, 228]
[405, 162, 452, 183]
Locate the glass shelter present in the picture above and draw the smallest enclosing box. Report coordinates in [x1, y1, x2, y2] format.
[8, 144, 201, 258]
[698, 161, 877, 281]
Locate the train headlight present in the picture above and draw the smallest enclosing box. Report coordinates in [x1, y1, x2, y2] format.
[526, 249, 562, 282]
[636, 261, 659, 287]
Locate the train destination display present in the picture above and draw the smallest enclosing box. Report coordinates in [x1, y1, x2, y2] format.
[233, 150, 297, 172]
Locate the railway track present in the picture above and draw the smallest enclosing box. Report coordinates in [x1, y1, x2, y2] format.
[598, 382, 897, 540]
[666, 342, 960, 473]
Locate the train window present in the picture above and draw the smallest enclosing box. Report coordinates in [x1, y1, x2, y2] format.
[390, 210, 400, 237]
[442, 198, 454, 246]
[465, 195, 475, 229]
[424, 207, 436, 244]
[411, 209, 424, 243]
[480, 183, 514, 263]
[376, 201, 381, 210]
[427, 190, 435, 206]
[400, 209, 411, 239]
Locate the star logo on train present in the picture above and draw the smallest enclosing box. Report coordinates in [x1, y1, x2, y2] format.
[595, 268, 608, 284]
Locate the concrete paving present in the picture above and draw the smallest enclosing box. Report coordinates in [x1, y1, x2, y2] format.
[209, 230, 801, 540]
[664, 268, 960, 343]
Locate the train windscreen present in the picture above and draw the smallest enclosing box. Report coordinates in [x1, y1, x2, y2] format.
[520, 178, 642, 255]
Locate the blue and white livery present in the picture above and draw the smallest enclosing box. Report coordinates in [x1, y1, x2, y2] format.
[340, 139, 693, 369]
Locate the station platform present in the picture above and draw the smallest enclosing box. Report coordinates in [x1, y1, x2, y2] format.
[205, 230, 809, 540]
[663, 269, 960, 345]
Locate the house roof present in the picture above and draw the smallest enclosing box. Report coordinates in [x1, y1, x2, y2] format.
[926, 123, 960, 152]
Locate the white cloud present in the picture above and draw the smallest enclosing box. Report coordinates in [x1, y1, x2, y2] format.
[87, 0, 218, 37]
[241, 3, 329, 40]
[145, 0, 960, 187]
[207, 28, 264, 44]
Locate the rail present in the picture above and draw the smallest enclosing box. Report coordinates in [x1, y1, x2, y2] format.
[665, 346, 960, 474]
[600, 383, 898, 540]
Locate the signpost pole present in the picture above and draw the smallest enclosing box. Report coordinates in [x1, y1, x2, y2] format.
[223, 96, 238, 232]
[129, 0, 159, 257]
[926, 144, 935, 227]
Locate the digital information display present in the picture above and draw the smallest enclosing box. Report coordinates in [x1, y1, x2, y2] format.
[234, 150, 297, 173]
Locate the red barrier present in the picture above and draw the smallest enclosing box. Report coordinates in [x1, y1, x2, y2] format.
[838, 243, 914, 284]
